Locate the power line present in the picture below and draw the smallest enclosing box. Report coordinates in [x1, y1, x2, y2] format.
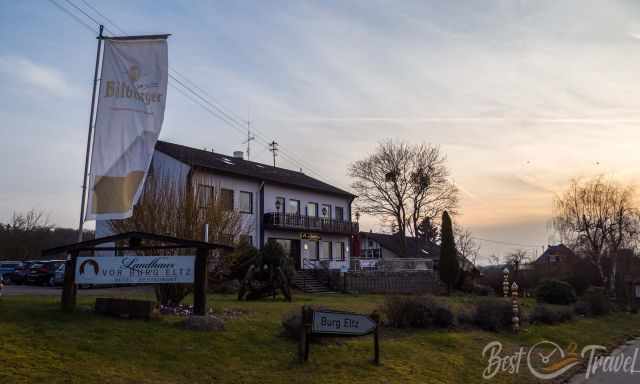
[63, 0, 103, 29]
[48, 0, 352, 191]
[47, 0, 95, 33]
[471, 236, 544, 249]
[79, 0, 126, 35]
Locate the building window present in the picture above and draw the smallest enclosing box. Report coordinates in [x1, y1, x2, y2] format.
[321, 204, 331, 219]
[239, 191, 253, 214]
[336, 242, 346, 261]
[289, 199, 300, 215]
[275, 196, 286, 214]
[197, 185, 214, 210]
[307, 202, 318, 217]
[220, 188, 234, 211]
[239, 234, 253, 246]
[320, 241, 332, 260]
[335, 206, 344, 222]
[306, 240, 319, 260]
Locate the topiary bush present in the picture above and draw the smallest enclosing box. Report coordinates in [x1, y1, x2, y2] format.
[530, 305, 574, 325]
[583, 287, 611, 316]
[382, 295, 454, 329]
[473, 299, 513, 331]
[535, 279, 577, 305]
[472, 284, 493, 296]
[574, 300, 591, 316]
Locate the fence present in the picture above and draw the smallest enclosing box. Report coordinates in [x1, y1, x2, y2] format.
[350, 257, 434, 273]
[342, 271, 439, 294]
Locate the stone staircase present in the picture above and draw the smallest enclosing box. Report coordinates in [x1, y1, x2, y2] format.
[292, 270, 333, 293]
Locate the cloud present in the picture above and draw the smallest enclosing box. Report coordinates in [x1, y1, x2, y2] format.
[0, 56, 73, 97]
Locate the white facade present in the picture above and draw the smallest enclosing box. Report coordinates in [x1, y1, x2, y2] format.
[97, 149, 355, 271]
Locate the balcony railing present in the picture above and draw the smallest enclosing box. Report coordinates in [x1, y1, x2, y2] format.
[263, 212, 359, 235]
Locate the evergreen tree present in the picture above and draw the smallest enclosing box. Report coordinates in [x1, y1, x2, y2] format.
[439, 210, 459, 294]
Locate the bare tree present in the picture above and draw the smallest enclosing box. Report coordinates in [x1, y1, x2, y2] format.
[455, 224, 481, 267]
[488, 254, 501, 266]
[8, 209, 53, 231]
[503, 249, 531, 280]
[553, 176, 639, 287]
[110, 170, 250, 305]
[349, 140, 458, 256]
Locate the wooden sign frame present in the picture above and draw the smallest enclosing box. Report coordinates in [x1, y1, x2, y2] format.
[42, 231, 233, 315]
[299, 306, 381, 365]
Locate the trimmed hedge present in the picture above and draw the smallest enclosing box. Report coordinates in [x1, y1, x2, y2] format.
[473, 299, 513, 331]
[583, 287, 611, 316]
[535, 279, 577, 305]
[530, 305, 574, 325]
[382, 295, 454, 329]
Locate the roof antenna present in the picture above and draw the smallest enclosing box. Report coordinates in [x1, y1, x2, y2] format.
[242, 107, 255, 160]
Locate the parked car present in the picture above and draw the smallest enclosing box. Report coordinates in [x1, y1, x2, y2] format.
[53, 264, 66, 286]
[26, 260, 65, 286]
[0, 261, 21, 283]
[4, 261, 36, 285]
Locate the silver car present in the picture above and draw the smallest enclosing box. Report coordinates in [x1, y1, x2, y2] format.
[53, 264, 65, 286]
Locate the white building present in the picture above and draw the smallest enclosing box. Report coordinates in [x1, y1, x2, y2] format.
[97, 140, 358, 271]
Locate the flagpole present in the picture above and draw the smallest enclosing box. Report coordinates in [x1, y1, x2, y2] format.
[77, 24, 104, 243]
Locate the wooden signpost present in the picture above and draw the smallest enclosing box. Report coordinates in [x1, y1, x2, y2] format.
[299, 306, 381, 365]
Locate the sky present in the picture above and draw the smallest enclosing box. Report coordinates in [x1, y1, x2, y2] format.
[2, 0, 640, 263]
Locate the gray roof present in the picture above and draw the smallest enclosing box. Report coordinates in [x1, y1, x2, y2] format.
[534, 244, 576, 264]
[156, 140, 355, 198]
[360, 232, 441, 259]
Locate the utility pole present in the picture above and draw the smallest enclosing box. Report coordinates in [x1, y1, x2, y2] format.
[269, 140, 279, 167]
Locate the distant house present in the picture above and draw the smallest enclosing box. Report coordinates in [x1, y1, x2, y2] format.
[353, 231, 477, 274]
[533, 244, 579, 275]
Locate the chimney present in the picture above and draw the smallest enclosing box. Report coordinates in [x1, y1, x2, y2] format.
[233, 151, 244, 159]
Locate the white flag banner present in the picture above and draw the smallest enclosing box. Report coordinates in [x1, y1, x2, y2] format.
[86, 37, 168, 221]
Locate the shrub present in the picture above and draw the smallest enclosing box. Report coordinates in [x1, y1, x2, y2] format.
[472, 284, 493, 296]
[457, 309, 474, 326]
[433, 306, 455, 328]
[574, 301, 591, 316]
[584, 287, 611, 316]
[473, 299, 513, 331]
[530, 305, 574, 325]
[535, 279, 577, 305]
[382, 295, 454, 329]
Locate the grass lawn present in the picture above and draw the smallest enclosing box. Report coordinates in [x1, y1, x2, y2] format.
[1, 292, 638, 384]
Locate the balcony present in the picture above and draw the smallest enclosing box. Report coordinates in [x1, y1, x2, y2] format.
[263, 212, 359, 235]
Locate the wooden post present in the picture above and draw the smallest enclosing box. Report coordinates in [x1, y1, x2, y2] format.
[371, 310, 380, 365]
[303, 305, 312, 362]
[61, 251, 78, 312]
[193, 247, 208, 316]
[299, 306, 306, 362]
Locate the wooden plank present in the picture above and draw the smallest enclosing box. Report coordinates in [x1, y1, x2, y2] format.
[61, 252, 78, 312]
[193, 247, 208, 316]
